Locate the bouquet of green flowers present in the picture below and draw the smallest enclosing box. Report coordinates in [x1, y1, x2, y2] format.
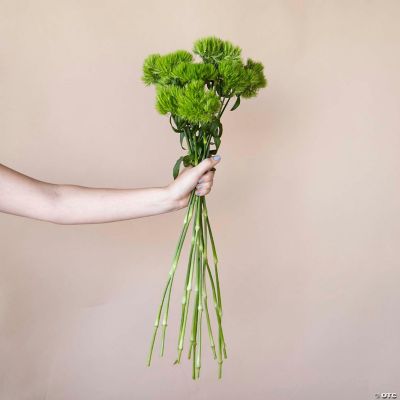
[143, 36, 267, 379]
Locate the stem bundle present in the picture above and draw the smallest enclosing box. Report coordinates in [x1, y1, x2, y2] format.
[147, 111, 228, 379]
[147, 193, 227, 379]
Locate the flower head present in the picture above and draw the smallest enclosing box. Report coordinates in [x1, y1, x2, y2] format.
[155, 84, 181, 115]
[142, 54, 162, 85]
[172, 62, 217, 85]
[217, 60, 247, 96]
[176, 80, 220, 124]
[142, 50, 193, 86]
[142, 38, 267, 124]
[240, 58, 267, 98]
[193, 36, 242, 64]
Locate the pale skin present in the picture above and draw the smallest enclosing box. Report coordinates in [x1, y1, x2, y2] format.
[0, 156, 220, 225]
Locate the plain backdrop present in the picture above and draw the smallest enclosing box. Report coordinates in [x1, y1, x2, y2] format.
[1, 1, 400, 399]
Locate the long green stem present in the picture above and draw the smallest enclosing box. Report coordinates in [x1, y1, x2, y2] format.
[204, 202, 223, 314]
[191, 244, 201, 378]
[202, 207, 217, 359]
[195, 205, 204, 379]
[147, 193, 195, 365]
[201, 199, 227, 377]
[218, 96, 231, 119]
[149, 121, 228, 378]
[160, 193, 196, 355]
[175, 200, 199, 363]
[188, 198, 201, 364]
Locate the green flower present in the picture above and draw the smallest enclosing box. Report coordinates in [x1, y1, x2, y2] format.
[240, 59, 267, 98]
[155, 84, 181, 115]
[193, 36, 242, 64]
[142, 54, 162, 85]
[217, 59, 247, 96]
[176, 80, 220, 124]
[142, 50, 193, 86]
[143, 38, 267, 124]
[172, 62, 217, 85]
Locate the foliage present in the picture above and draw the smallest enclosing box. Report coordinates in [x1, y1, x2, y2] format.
[142, 36, 267, 124]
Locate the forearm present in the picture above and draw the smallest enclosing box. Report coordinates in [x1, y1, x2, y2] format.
[0, 158, 219, 225]
[51, 184, 181, 224]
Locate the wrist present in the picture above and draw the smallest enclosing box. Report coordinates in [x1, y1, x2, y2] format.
[163, 185, 187, 212]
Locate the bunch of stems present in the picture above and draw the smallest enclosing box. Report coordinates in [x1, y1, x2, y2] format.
[147, 97, 231, 379]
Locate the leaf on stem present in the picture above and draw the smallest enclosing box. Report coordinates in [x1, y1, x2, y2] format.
[179, 132, 186, 150]
[183, 154, 195, 167]
[230, 96, 241, 111]
[173, 156, 184, 179]
[169, 115, 182, 133]
[214, 136, 221, 151]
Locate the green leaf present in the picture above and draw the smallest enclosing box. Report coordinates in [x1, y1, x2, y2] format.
[173, 156, 184, 179]
[210, 120, 219, 137]
[214, 135, 221, 151]
[169, 115, 181, 133]
[196, 142, 203, 159]
[179, 132, 186, 149]
[230, 95, 241, 111]
[210, 120, 223, 139]
[183, 154, 194, 167]
[218, 121, 223, 137]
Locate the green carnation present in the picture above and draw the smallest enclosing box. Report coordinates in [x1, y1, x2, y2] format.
[193, 36, 242, 63]
[217, 59, 247, 96]
[155, 84, 181, 115]
[240, 58, 267, 98]
[142, 54, 162, 85]
[172, 62, 217, 85]
[142, 50, 193, 86]
[176, 80, 220, 124]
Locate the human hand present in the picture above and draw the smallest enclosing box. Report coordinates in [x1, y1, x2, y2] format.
[166, 155, 221, 210]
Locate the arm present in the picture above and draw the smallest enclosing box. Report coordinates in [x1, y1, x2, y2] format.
[0, 156, 220, 225]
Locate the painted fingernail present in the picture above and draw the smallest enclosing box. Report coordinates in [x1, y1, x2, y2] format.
[212, 155, 221, 161]
[198, 179, 203, 183]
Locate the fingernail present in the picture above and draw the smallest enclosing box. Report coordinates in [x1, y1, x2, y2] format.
[198, 179, 203, 183]
[212, 155, 221, 161]
[197, 184, 203, 189]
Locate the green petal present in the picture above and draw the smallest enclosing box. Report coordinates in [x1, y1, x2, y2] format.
[240, 58, 267, 98]
[155, 84, 181, 115]
[176, 80, 220, 124]
[217, 59, 247, 96]
[193, 36, 242, 63]
[142, 54, 162, 85]
[172, 62, 217, 85]
[143, 50, 193, 86]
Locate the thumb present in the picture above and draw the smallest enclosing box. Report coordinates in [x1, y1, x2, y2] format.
[191, 155, 221, 178]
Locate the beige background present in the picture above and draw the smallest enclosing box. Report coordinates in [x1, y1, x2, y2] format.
[1, 1, 400, 399]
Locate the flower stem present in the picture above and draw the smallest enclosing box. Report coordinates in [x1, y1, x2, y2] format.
[149, 125, 227, 379]
[188, 198, 201, 367]
[175, 199, 198, 364]
[218, 96, 231, 119]
[201, 206, 217, 359]
[147, 193, 195, 366]
[160, 193, 196, 355]
[201, 198, 227, 377]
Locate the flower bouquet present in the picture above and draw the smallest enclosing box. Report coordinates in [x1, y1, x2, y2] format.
[142, 36, 267, 379]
